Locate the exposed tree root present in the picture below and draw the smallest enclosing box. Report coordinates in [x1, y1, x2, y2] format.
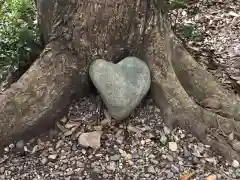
[151, 69, 240, 161]
[0, 42, 86, 148]
[170, 36, 240, 121]
[145, 16, 240, 161]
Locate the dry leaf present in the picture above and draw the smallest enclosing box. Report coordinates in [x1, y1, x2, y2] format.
[180, 172, 195, 180]
[206, 175, 217, 180]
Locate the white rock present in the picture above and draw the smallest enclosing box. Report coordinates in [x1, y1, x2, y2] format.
[163, 126, 171, 135]
[107, 162, 116, 171]
[147, 166, 156, 174]
[9, 143, 14, 149]
[168, 142, 178, 152]
[228, 11, 239, 17]
[128, 160, 134, 165]
[125, 153, 132, 160]
[232, 160, 240, 168]
[48, 154, 58, 160]
[78, 131, 102, 149]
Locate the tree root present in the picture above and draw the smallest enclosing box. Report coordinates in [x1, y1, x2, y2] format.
[151, 60, 240, 161]
[146, 19, 240, 161]
[169, 35, 240, 121]
[0, 41, 86, 148]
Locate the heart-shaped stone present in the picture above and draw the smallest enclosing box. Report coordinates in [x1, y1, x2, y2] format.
[89, 56, 151, 120]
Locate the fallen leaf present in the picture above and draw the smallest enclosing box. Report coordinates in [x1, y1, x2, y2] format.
[206, 175, 217, 180]
[180, 172, 195, 180]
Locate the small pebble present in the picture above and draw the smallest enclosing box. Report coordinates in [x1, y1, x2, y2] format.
[171, 165, 179, 173]
[48, 154, 58, 160]
[0, 167, 5, 174]
[166, 171, 174, 178]
[41, 157, 48, 165]
[107, 162, 116, 171]
[235, 169, 240, 177]
[147, 166, 156, 174]
[232, 160, 240, 168]
[9, 143, 14, 149]
[56, 140, 64, 149]
[160, 135, 168, 145]
[168, 142, 178, 152]
[167, 155, 174, 162]
[16, 140, 24, 149]
[183, 147, 191, 158]
[110, 155, 121, 161]
[164, 126, 171, 135]
[4, 147, 9, 152]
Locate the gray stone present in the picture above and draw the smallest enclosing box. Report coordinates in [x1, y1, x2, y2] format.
[183, 146, 191, 158]
[89, 57, 151, 120]
[41, 157, 48, 165]
[147, 166, 156, 174]
[107, 162, 116, 171]
[0, 167, 5, 174]
[78, 131, 102, 149]
[110, 155, 121, 161]
[171, 165, 179, 173]
[16, 140, 24, 149]
[166, 171, 174, 179]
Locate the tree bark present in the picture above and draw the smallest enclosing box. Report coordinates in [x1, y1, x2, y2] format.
[1, 0, 240, 162]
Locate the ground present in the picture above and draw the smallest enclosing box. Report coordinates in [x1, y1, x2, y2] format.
[0, 0, 240, 179]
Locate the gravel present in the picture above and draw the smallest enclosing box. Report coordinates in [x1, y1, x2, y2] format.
[0, 0, 240, 179]
[0, 96, 237, 180]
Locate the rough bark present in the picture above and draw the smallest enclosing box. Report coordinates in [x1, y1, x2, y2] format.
[0, 0, 240, 162]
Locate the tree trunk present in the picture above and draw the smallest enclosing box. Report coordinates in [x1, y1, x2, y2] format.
[1, 0, 240, 162]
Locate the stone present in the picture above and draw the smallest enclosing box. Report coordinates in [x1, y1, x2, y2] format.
[78, 131, 102, 149]
[183, 146, 191, 158]
[110, 155, 121, 161]
[89, 57, 151, 120]
[107, 162, 116, 171]
[235, 169, 240, 177]
[232, 160, 240, 168]
[171, 165, 179, 173]
[163, 126, 171, 135]
[168, 142, 178, 152]
[0, 167, 5, 174]
[166, 171, 174, 179]
[160, 135, 168, 145]
[48, 154, 58, 161]
[147, 166, 156, 174]
[41, 157, 48, 165]
[167, 155, 174, 162]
